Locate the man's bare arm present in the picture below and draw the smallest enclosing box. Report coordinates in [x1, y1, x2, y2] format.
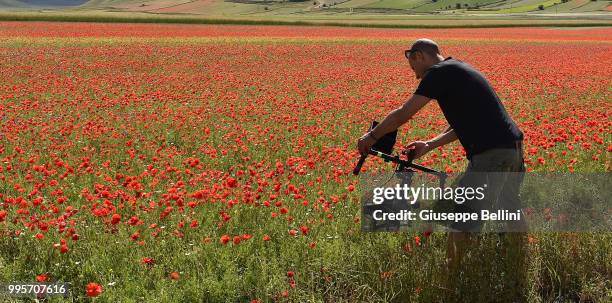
[369, 94, 432, 140]
[404, 125, 458, 159]
[427, 125, 458, 149]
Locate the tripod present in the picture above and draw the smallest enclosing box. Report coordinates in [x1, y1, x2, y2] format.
[355, 148, 447, 231]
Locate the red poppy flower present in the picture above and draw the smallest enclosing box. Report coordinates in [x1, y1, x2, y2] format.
[36, 274, 49, 282]
[220, 235, 230, 245]
[142, 257, 155, 265]
[111, 213, 121, 225]
[226, 177, 238, 188]
[86, 282, 102, 297]
[300, 225, 309, 236]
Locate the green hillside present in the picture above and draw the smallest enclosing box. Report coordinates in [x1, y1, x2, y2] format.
[0, 0, 610, 16]
[565, 0, 610, 12]
[355, 0, 504, 11]
[340, 0, 611, 12]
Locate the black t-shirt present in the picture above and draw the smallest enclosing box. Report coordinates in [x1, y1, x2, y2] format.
[415, 57, 523, 159]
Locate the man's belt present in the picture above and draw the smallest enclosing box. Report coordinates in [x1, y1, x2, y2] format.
[493, 140, 523, 150]
[469, 140, 523, 158]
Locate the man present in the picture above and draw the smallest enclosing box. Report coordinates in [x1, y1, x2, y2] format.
[356, 38, 527, 299]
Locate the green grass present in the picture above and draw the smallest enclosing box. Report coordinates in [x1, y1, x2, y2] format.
[0, 36, 610, 302]
[0, 27, 610, 302]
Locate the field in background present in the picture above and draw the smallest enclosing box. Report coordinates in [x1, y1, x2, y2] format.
[0, 10, 611, 28]
[0, 22, 611, 302]
[1, 0, 610, 14]
[0, 0, 611, 27]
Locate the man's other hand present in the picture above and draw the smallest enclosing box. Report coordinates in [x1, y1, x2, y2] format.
[357, 132, 376, 156]
[404, 141, 431, 159]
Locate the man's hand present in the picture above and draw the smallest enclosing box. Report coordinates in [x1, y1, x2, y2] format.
[404, 141, 432, 160]
[357, 132, 377, 156]
[356, 94, 431, 158]
[405, 126, 457, 160]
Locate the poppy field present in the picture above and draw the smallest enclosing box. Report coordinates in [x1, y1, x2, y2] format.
[0, 22, 610, 302]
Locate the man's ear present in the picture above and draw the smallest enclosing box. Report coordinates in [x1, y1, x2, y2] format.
[414, 51, 425, 63]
